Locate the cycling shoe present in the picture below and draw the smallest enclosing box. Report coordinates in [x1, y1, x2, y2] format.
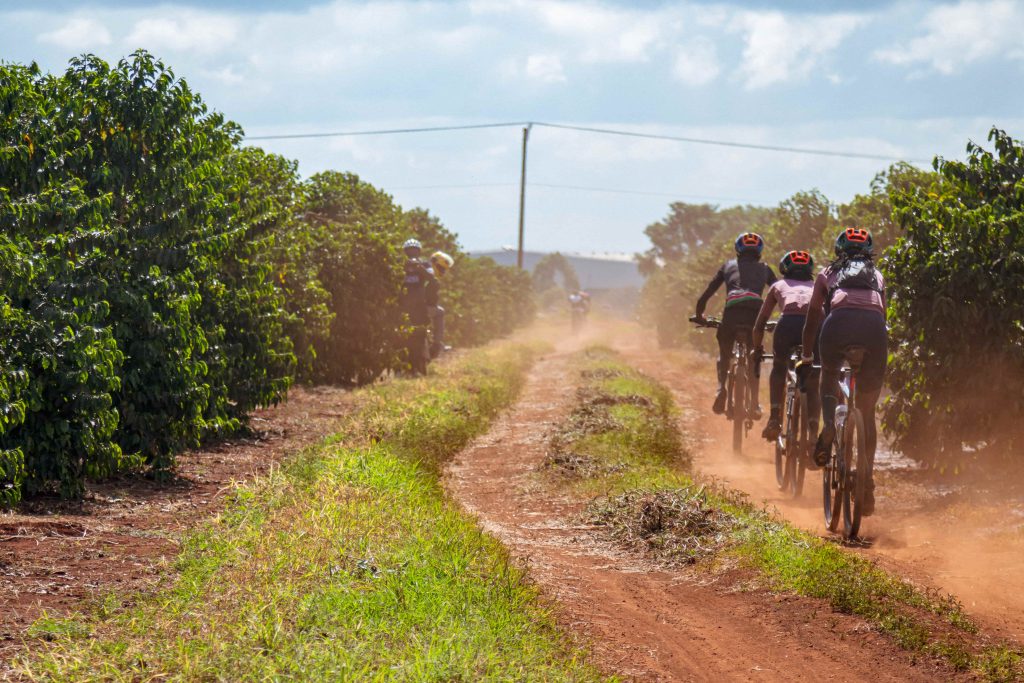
[812, 424, 835, 467]
[761, 418, 781, 441]
[712, 389, 727, 415]
[750, 404, 763, 421]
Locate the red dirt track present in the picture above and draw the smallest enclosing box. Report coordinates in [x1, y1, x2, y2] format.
[446, 339, 958, 681]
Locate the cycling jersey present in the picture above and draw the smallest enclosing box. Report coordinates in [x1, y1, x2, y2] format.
[696, 256, 777, 315]
[771, 278, 814, 315]
[818, 263, 885, 315]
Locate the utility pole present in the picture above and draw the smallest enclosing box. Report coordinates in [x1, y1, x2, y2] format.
[516, 124, 532, 270]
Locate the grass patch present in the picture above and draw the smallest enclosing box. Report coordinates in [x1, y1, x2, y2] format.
[549, 346, 1024, 682]
[16, 343, 606, 682]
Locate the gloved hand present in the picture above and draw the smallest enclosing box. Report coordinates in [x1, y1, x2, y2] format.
[795, 357, 814, 391]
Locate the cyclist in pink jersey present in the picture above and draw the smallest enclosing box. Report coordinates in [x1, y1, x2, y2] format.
[752, 251, 822, 441]
[800, 228, 887, 515]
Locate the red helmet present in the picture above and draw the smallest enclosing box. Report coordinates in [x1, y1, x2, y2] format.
[834, 227, 873, 256]
[779, 250, 814, 277]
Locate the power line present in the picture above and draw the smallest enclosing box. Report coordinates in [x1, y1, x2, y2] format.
[532, 122, 928, 164]
[246, 122, 526, 141]
[244, 119, 923, 163]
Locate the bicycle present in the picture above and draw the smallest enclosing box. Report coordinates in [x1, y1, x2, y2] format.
[690, 316, 769, 454]
[821, 345, 870, 539]
[774, 345, 810, 497]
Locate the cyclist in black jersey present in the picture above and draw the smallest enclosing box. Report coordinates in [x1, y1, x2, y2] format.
[695, 233, 777, 416]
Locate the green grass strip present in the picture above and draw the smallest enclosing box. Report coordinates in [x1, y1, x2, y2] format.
[17, 343, 604, 682]
[553, 347, 1022, 682]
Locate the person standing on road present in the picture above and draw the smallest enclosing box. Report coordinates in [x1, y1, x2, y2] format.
[427, 251, 454, 358]
[752, 250, 822, 442]
[400, 238, 436, 376]
[694, 233, 777, 417]
[800, 228, 887, 515]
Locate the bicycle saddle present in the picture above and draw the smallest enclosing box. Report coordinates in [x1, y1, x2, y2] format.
[843, 345, 868, 367]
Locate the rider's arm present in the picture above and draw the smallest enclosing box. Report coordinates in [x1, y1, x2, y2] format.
[752, 287, 778, 350]
[695, 266, 725, 318]
[801, 276, 827, 359]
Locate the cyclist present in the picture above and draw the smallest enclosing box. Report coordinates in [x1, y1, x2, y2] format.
[427, 251, 454, 358]
[400, 238, 436, 375]
[800, 227, 887, 515]
[752, 250, 822, 442]
[695, 232, 777, 416]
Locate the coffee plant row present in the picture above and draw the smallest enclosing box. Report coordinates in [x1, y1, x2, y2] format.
[0, 52, 534, 502]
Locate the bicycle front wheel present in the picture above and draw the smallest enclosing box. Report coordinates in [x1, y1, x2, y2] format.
[842, 408, 868, 539]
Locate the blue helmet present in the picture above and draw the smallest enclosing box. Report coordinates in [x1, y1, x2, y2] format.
[735, 232, 764, 256]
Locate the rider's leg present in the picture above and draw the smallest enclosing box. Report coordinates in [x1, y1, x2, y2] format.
[814, 312, 843, 465]
[713, 322, 734, 414]
[763, 316, 796, 440]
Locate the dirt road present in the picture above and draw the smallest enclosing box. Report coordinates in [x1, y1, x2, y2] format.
[446, 347, 953, 681]
[615, 328, 1024, 644]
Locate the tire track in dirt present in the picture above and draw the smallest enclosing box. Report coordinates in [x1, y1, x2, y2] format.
[613, 327, 1024, 646]
[445, 348, 954, 682]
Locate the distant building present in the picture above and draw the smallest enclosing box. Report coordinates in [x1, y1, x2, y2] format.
[471, 249, 644, 290]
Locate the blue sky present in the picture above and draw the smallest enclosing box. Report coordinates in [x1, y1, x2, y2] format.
[2, 0, 1021, 253]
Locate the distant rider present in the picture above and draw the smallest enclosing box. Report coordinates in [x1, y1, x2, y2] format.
[752, 250, 822, 442]
[400, 238, 436, 375]
[695, 233, 777, 416]
[801, 228, 887, 515]
[427, 251, 454, 358]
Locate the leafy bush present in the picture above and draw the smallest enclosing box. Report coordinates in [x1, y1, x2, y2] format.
[884, 128, 1024, 465]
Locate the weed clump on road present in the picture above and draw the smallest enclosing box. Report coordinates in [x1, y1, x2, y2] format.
[586, 487, 738, 566]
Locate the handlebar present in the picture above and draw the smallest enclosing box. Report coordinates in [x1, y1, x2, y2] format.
[688, 315, 720, 327]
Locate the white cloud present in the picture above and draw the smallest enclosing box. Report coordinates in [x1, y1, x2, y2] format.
[732, 11, 866, 89]
[474, 0, 672, 64]
[874, 0, 1024, 74]
[39, 17, 111, 49]
[525, 53, 566, 83]
[126, 15, 239, 53]
[672, 38, 719, 86]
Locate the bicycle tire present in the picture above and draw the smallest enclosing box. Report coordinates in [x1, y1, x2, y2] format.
[732, 362, 745, 454]
[784, 392, 801, 496]
[842, 408, 867, 539]
[792, 392, 809, 498]
[774, 390, 789, 489]
[823, 435, 843, 532]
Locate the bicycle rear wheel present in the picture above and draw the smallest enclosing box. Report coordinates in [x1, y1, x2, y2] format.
[842, 408, 867, 539]
[774, 390, 789, 489]
[791, 392, 809, 498]
[731, 365, 745, 454]
[823, 440, 843, 532]
[783, 392, 801, 496]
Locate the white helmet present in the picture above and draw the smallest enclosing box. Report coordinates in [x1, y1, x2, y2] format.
[403, 238, 422, 252]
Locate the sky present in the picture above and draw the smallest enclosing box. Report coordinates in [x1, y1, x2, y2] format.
[2, 0, 1022, 254]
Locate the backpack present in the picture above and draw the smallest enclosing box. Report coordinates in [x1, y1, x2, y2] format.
[825, 257, 882, 314]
